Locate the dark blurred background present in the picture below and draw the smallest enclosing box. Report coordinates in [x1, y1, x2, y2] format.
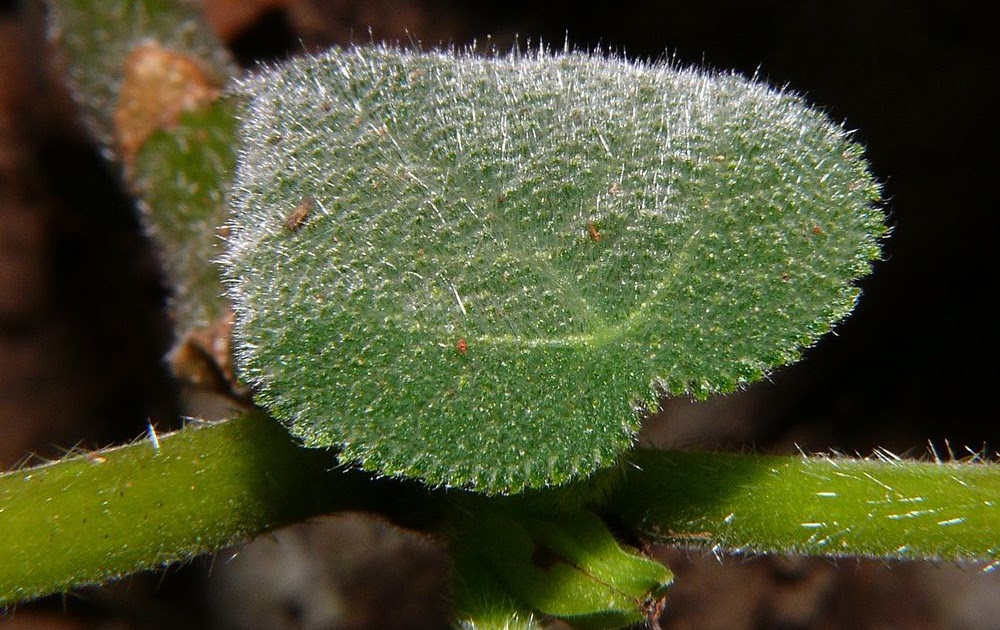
[2, 1, 998, 628]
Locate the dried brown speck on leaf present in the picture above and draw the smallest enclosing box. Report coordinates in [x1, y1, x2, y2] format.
[284, 195, 314, 232]
[587, 221, 601, 242]
[114, 42, 220, 168]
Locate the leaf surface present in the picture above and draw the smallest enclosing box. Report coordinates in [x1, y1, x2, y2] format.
[224, 45, 884, 493]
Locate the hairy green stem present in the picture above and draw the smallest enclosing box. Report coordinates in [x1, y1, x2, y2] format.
[0, 414, 429, 605]
[48, 0, 238, 336]
[608, 449, 1000, 563]
[2, 422, 997, 607]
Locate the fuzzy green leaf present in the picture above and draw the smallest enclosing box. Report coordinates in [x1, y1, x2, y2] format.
[224, 45, 884, 493]
[451, 545, 541, 630]
[449, 506, 671, 629]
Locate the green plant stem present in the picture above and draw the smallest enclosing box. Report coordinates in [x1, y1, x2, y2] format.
[608, 449, 1000, 563]
[0, 413, 430, 605]
[47, 0, 238, 337]
[3, 427, 997, 606]
[46, 0, 234, 160]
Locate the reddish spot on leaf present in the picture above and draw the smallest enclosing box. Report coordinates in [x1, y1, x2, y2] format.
[811, 225, 825, 235]
[456, 338, 468, 354]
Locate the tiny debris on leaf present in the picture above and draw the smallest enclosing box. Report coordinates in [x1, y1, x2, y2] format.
[284, 196, 314, 232]
[587, 222, 601, 242]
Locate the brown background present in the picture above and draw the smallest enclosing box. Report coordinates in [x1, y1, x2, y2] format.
[2, 1, 999, 628]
